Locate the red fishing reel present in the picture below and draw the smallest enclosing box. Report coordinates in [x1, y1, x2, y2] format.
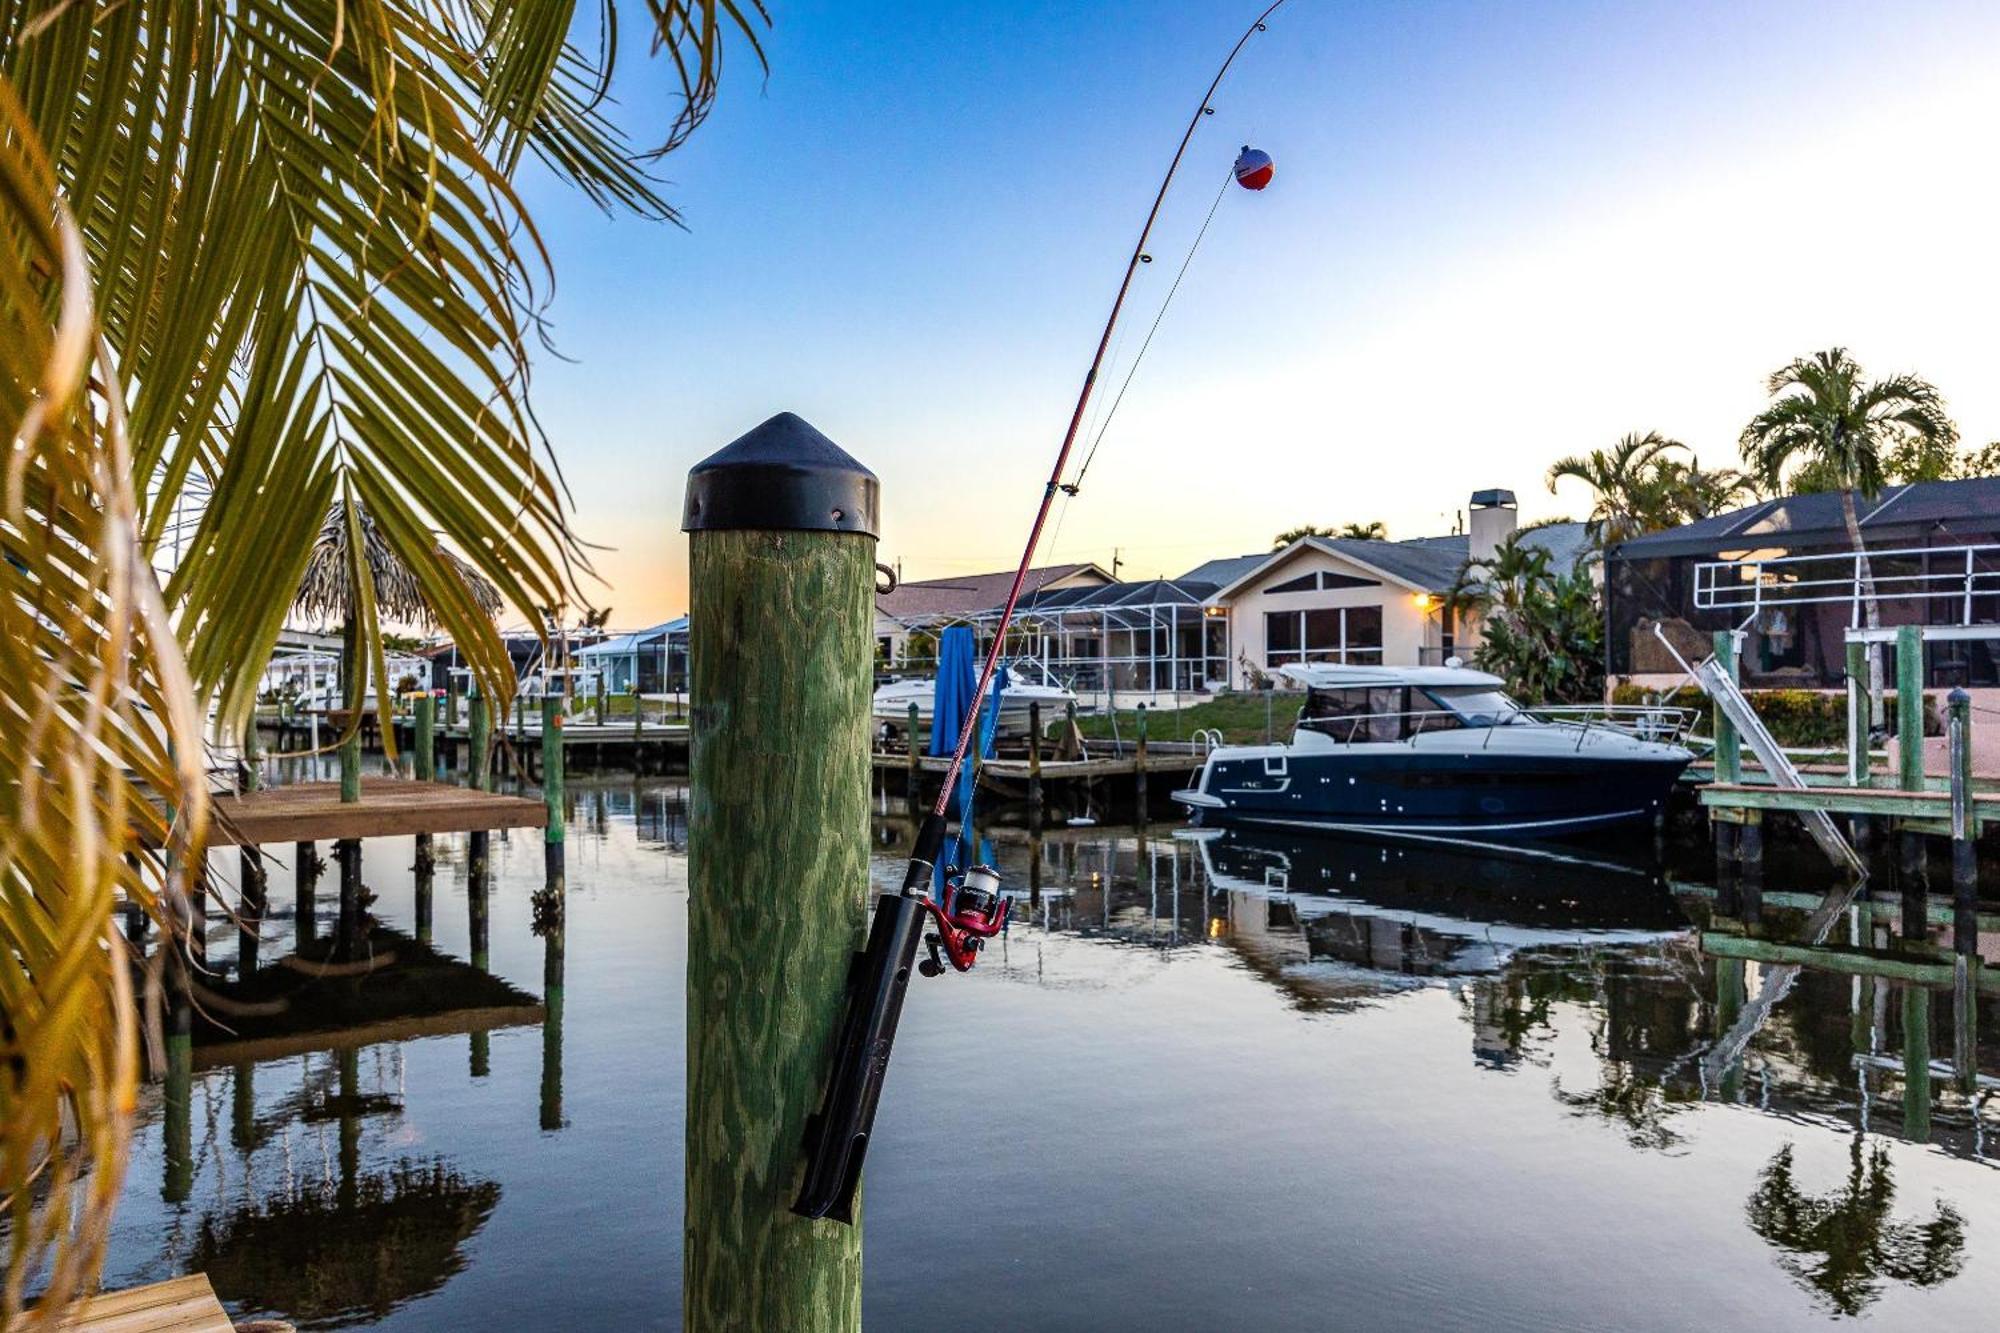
[918, 864, 1010, 976]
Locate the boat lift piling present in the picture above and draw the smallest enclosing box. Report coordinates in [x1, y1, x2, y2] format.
[413, 693, 437, 941]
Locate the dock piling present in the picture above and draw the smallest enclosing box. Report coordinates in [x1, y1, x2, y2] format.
[1135, 703, 1149, 819]
[906, 701, 921, 812]
[1895, 624, 1927, 935]
[682, 412, 872, 1330]
[414, 693, 437, 941]
[1947, 688, 1976, 954]
[541, 694, 566, 902]
[1028, 701, 1044, 828]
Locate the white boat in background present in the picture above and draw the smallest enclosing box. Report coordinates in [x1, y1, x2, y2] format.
[873, 661, 1083, 743]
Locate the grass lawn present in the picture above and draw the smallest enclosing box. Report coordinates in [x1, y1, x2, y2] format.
[1071, 692, 1299, 746]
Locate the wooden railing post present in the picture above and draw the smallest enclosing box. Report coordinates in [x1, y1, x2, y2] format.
[682, 412, 874, 1330]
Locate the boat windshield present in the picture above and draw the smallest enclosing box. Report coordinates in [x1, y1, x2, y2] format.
[1423, 686, 1529, 727]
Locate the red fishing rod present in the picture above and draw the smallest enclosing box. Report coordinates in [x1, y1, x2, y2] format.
[794, 1, 1290, 1223]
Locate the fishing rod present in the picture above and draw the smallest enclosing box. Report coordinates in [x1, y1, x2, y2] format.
[794, 0, 1289, 1223]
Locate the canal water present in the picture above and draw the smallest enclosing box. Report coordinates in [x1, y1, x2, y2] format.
[95, 778, 1998, 1329]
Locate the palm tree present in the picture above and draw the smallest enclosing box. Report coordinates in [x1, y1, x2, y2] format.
[1272, 523, 1335, 549]
[1652, 456, 1758, 524]
[1546, 431, 1688, 545]
[1337, 521, 1388, 540]
[0, 4, 765, 1311]
[1739, 348, 1955, 723]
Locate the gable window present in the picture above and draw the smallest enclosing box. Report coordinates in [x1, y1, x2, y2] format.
[1263, 605, 1386, 667]
[1267, 570, 1382, 595]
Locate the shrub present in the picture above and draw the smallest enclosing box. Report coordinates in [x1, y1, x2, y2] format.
[1610, 683, 1941, 747]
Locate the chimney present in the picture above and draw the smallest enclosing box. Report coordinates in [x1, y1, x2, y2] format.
[1468, 489, 1518, 563]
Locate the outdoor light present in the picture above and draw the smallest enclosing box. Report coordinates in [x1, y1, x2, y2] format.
[1412, 593, 1437, 612]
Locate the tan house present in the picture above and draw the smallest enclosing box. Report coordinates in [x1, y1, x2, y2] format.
[1207, 491, 1591, 689]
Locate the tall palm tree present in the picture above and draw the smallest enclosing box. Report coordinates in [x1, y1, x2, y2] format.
[1337, 520, 1388, 540]
[0, 3, 765, 1312]
[1546, 431, 1687, 545]
[1739, 348, 1955, 723]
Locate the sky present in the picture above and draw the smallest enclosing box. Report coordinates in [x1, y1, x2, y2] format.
[516, 0, 2000, 626]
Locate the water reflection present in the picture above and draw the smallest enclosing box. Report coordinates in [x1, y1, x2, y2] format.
[67, 782, 2000, 1328]
[1746, 1136, 1967, 1316]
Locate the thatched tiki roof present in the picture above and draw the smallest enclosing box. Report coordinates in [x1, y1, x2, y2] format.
[295, 500, 502, 629]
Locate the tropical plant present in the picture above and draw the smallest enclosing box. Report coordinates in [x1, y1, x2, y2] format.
[1739, 348, 1955, 723]
[1271, 523, 1334, 549]
[1337, 521, 1387, 540]
[1651, 456, 1757, 524]
[0, 2, 766, 1314]
[1546, 431, 1686, 545]
[1446, 534, 1603, 703]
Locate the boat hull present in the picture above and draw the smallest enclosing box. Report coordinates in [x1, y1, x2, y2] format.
[1176, 749, 1689, 837]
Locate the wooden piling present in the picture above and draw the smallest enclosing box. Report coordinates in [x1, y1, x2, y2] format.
[414, 694, 437, 941]
[1895, 624, 1927, 934]
[1947, 689, 1976, 954]
[1027, 701, 1044, 828]
[1737, 812, 1763, 921]
[681, 412, 873, 1331]
[1902, 983, 1931, 1143]
[904, 701, 922, 812]
[1712, 631, 1740, 784]
[295, 841, 318, 943]
[542, 695, 567, 902]
[1135, 702, 1149, 819]
[468, 690, 492, 975]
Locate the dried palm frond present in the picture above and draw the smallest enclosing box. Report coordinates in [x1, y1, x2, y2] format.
[295, 501, 504, 630]
[0, 85, 205, 1320]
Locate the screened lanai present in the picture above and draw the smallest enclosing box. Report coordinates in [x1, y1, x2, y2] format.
[945, 578, 1231, 697]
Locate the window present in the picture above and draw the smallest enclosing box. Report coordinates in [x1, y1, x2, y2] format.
[1264, 605, 1386, 667]
[1264, 610, 1301, 664]
[1268, 570, 1382, 595]
[1299, 686, 1409, 742]
[1423, 685, 1527, 728]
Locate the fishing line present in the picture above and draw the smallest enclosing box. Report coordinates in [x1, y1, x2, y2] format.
[1067, 168, 1234, 496]
[928, 0, 1291, 822]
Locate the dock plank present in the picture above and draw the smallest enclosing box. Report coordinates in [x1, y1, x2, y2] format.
[198, 778, 545, 845]
[15, 1274, 231, 1332]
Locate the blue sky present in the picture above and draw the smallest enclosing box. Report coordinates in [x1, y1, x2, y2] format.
[517, 0, 2000, 623]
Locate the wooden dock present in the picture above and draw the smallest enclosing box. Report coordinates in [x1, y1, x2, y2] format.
[16, 1274, 232, 1332]
[1700, 781, 1999, 836]
[199, 776, 545, 845]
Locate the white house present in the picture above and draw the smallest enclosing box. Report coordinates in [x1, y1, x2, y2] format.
[1203, 490, 1591, 689]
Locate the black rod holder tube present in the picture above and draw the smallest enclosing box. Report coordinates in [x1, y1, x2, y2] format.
[792, 814, 946, 1222]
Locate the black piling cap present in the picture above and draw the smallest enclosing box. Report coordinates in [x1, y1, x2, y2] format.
[682, 411, 879, 537]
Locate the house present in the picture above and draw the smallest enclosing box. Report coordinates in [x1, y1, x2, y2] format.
[874, 562, 1112, 669]
[575, 618, 690, 695]
[1605, 476, 2000, 692]
[1205, 490, 1591, 689]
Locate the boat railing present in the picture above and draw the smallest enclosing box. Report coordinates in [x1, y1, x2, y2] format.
[1528, 704, 1697, 746]
[1298, 704, 1696, 749]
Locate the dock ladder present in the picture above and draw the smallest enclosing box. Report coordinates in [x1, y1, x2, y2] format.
[1660, 627, 1865, 878]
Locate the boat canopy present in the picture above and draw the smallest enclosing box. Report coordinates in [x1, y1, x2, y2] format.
[1279, 663, 1505, 691]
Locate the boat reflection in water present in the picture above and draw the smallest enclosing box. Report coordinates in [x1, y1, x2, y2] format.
[1187, 825, 1689, 1016]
